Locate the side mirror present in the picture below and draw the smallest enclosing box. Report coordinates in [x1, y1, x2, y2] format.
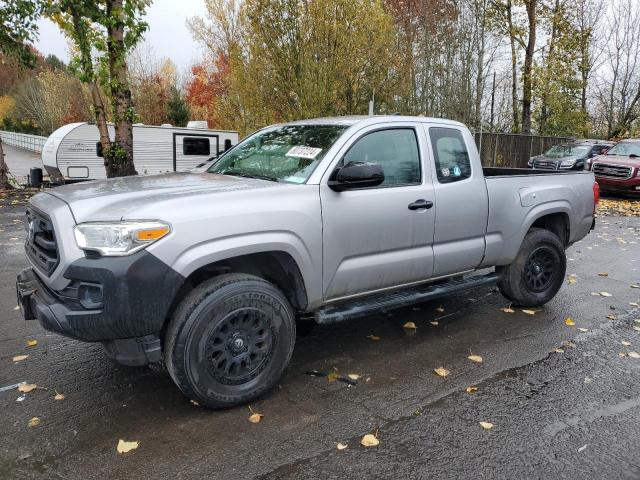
[328, 161, 384, 192]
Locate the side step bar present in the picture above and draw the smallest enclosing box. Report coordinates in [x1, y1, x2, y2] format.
[315, 271, 500, 325]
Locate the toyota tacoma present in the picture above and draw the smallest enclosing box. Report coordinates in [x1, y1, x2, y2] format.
[17, 116, 599, 408]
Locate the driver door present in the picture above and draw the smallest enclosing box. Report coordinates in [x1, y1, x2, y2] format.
[320, 124, 436, 300]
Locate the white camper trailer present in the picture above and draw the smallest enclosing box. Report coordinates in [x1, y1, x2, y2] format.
[42, 122, 239, 182]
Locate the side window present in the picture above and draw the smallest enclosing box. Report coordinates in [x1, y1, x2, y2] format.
[429, 127, 471, 183]
[183, 137, 210, 156]
[342, 128, 420, 187]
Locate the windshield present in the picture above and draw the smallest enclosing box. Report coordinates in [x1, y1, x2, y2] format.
[544, 144, 590, 158]
[208, 124, 348, 183]
[606, 142, 640, 157]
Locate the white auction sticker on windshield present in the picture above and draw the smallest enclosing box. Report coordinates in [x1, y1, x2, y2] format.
[285, 146, 323, 159]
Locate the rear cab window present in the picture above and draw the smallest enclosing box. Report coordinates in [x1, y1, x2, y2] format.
[428, 127, 472, 183]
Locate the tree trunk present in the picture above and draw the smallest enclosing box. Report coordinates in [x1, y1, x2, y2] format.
[539, 0, 560, 135]
[106, 0, 137, 178]
[521, 0, 536, 134]
[71, 9, 113, 170]
[89, 82, 111, 161]
[506, 0, 519, 132]
[0, 137, 11, 190]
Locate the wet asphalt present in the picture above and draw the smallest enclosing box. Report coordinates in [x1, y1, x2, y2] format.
[1, 190, 639, 480]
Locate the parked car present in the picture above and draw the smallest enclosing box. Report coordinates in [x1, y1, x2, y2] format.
[588, 139, 640, 196]
[16, 116, 598, 408]
[528, 140, 613, 171]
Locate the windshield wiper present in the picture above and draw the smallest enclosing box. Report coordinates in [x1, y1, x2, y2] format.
[222, 170, 280, 182]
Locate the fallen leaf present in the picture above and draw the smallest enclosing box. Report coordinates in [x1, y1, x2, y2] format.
[465, 386, 478, 393]
[336, 442, 348, 450]
[190, 400, 199, 406]
[366, 335, 381, 341]
[565, 318, 575, 326]
[590, 292, 600, 296]
[501, 307, 515, 313]
[577, 327, 588, 332]
[479, 421, 494, 430]
[630, 302, 639, 307]
[12, 355, 28, 362]
[522, 309, 536, 315]
[13, 305, 20, 311]
[622, 341, 632, 346]
[429, 321, 439, 326]
[578, 444, 588, 453]
[54, 392, 65, 401]
[403, 321, 417, 330]
[434, 367, 450, 378]
[553, 348, 565, 353]
[327, 372, 339, 382]
[633, 326, 640, 332]
[26, 339, 37, 347]
[17, 384, 37, 393]
[248, 405, 263, 423]
[631, 284, 640, 289]
[347, 374, 361, 381]
[28, 417, 40, 428]
[467, 354, 483, 363]
[567, 277, 577, 284]
[607, 314, 617, 321]
[619, 352, 627, 357]
[628, 351, 640, 359]
[248, 413, 263, 423]
[436, 306, 444, 313]
[598, 272, 609, 277]
[116, 440, 139, 453]
[360, 434, 379, 447]
[600, 292, 612, 297]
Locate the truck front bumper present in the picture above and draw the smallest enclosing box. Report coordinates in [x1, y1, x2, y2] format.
[16, 251, 184, 365]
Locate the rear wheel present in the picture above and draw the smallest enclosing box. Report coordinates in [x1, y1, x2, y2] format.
[165, 273, 296, 409]
[498, 228, 566, 307]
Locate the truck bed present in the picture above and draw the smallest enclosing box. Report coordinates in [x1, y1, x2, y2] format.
[480, 167, 596, 268]
[483, 167, 588, 177]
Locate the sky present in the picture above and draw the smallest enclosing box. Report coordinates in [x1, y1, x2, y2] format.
[34, 0, 206, 72]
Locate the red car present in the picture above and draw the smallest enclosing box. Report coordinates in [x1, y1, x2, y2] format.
[587, 139, 640, 196]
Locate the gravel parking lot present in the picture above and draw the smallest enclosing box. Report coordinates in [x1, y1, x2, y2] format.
[1, 189, 640, 480]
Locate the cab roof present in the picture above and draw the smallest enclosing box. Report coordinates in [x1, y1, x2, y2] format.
[283, 115, 466, 128]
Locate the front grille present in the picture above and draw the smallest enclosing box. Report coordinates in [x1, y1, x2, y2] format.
[533, 159, 558, 170]
[592, 162, 632, 179]
[25, 208, 59, 276]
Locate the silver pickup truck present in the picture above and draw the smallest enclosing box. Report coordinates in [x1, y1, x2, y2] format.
[16, 116, 598, 408]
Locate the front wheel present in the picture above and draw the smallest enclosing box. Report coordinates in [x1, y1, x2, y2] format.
[164, 273, 296, 409]
[497, 228, 566, 307]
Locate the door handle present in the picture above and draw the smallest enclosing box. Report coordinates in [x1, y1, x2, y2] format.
[408, 199, 433, 210]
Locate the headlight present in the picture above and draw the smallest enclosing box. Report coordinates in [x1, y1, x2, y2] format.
[74, 221, 171, 256]
[559, 159, 576, 169]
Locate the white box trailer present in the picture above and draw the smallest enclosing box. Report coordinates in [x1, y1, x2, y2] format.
[42, 122, 239, 182]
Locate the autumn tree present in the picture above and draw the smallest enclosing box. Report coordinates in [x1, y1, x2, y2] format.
[45, 0, 150, 177]
[0, 0, 39, 188]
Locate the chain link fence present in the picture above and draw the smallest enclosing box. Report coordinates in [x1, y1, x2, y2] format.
[472, 132, 574, 168]
[0, 130, 48, 153]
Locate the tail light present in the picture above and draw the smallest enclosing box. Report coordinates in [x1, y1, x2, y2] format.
[593, 181, 600, 213]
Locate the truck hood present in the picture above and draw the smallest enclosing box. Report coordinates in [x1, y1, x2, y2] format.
[592, 154, 640, 168]
[46, 172, 280, 222]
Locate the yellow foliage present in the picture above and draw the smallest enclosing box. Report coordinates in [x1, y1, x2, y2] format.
[0, 95, 15, 121]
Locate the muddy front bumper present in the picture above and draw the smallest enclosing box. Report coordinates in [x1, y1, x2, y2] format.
[16, 251, 184, 365]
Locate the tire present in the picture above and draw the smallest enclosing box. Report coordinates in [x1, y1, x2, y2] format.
[497, 228, 566, 307]
[164, 273, 296, 409]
